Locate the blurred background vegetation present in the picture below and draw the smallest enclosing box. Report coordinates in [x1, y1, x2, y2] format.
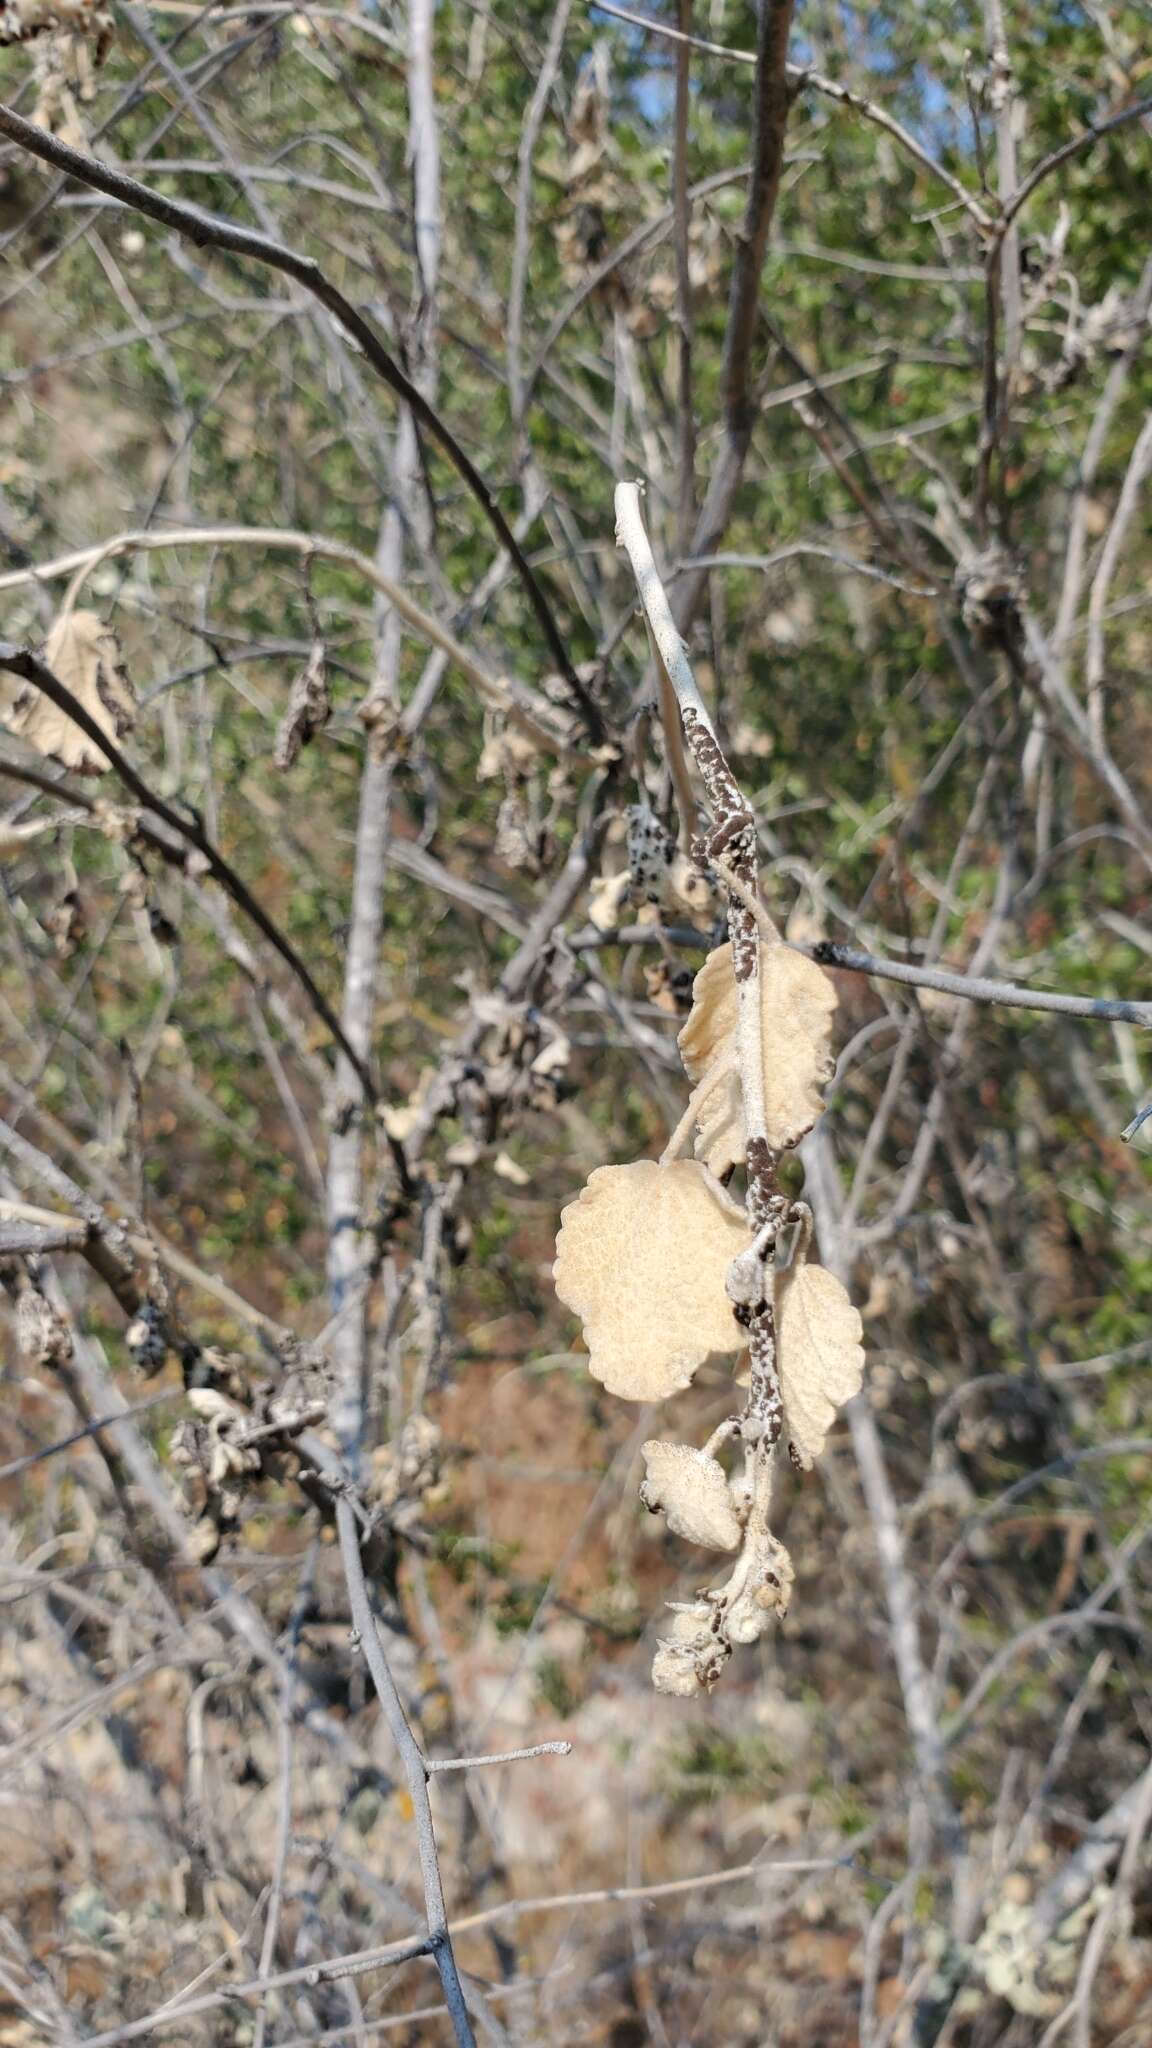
[1, 0, 1152, 2041]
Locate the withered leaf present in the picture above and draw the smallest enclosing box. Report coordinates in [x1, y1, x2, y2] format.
[777, 1258, 865, 1469]
[0, 0, 110, 45]
[586, 866, 631, 933]
[10, 610, 135, 774]
[640, 1440, 741, 1550]
[678, 939, 837, 1171]
[553, 1158, 749, 1401]
[274, 642, 330, 769]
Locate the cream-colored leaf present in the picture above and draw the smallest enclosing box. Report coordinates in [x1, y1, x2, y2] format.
[493, 1149, 530, 1187]
[678, 940, 837, 1168]
[9, 610, 136, 773]
[677, 941, 739, 1081]
[553, 1159, 749, 1401]
[0, 0, 109, 44]
[693, 1062, 744, 1179]
[777, 1259, 865, 1469]
[640, 1441, 741, 1550]
[586, 867, 632, 933]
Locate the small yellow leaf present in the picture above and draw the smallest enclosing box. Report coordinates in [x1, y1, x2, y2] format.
[553, 1159, 749, 1401]
[640, 1441, 741, 1550]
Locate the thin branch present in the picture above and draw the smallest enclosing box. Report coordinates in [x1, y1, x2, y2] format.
[983, 0, 1023, 373]
[671, 0, 797, 632]
[0, 639, 374, 1101]
[812, 939, 1152, 1026]
[334, 1494, 475, 2048]
[994, 94, 1152, 241]
[1085, 410, 1152, 746]
[672, 0, 696, 547]
[507, 0, 575, 429]
[719, 0, 795, 444]
[0, 524, 563, 749]
[78, 1850, 842, 2044]
[0, 102, 603, 741]
[594, 2, 993, 228]
[0, 1391, 178, 1484]
[425, 1741, 573, 1773]
[566, 921, 707, 948]
[679, 544, 938, 597]
[251, 1544, 318, 2048]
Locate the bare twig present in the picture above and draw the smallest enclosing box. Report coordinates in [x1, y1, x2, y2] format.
[425, 1741, 572, 1773]
[334, 1494, 475, 2048]
[811, 939, 1152, 1026]
[0, 524, 562, 746]
[0, 102, 603, 739]
[77, 1851, 842, 2044]
[0, 638, 373, 1100]
[994, 95, 1152, 241]
[595, 3, 994, 228]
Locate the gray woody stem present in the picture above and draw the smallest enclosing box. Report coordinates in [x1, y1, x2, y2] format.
[812, 942, 1152, 1028]
[670, 0, 796, 636]
[0, 640, 374, 1102]
[326, 0, 443, 1467]
[335, 1494, 476, 2048]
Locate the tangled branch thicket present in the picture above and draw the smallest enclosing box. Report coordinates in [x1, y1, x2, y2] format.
[1, 0, 1151, 2042]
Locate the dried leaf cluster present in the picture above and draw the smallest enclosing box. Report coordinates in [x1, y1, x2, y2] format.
[0, 0, 108, 45]
[0, 0, 113, 149]
[554, 932, 864, 1695]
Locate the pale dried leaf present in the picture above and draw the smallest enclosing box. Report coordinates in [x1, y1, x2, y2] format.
[586, 867, 632, 933]
[694, 1062, 744, 1180]
[0, 0, 110, 45]
[10, 610, 135, 773]
[678, 940, 837, 1169]
[777, 1259, 865, 1469]
[677, 940, 738, 1081]
[273, 642, 330, 769]
[640, 1441, 741, 1550]
[31, 36, 91, 148]
[553, 1159, 749, 1400]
